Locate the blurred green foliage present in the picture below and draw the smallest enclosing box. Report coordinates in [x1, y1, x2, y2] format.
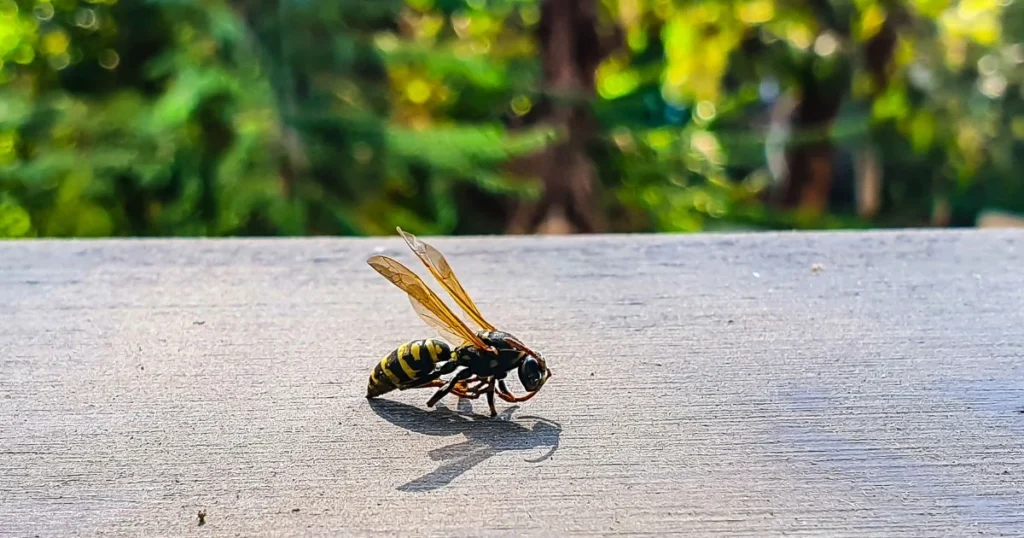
[1, 0, 1022, 238]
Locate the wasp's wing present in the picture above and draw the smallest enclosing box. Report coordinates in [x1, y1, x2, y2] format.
[367, 255, 490, 350]
[396, 227, 497, 332]
[408, 298, 471, 350]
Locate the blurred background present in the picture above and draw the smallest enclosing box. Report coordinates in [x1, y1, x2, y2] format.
[1, 0, 1022, 238]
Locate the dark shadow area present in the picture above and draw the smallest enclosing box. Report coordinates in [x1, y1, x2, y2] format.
[368, 398, 561, 492]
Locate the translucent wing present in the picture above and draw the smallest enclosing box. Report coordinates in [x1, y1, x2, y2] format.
[409, 299, 471, 350]
[396, 227, 497, 332]
[367, 254, 490, 349]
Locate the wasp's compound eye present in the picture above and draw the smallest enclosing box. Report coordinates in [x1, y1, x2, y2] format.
[518, 356, 544, 392]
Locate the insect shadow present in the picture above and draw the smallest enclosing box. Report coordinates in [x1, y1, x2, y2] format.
[368, 398, 561, 492]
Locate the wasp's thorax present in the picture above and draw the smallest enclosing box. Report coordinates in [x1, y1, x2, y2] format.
[451, 331, 529, 371]
[456, 330, 550, 391]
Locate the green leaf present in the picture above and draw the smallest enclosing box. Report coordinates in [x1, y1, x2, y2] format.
[0, 196, 33, 238]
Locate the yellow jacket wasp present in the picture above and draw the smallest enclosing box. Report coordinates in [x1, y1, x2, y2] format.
[365, 228, 552, 417]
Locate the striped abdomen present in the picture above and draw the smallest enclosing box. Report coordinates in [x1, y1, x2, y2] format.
[366, 338, 452, 398]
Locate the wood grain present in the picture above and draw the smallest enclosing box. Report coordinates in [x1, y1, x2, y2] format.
[1, 229, 1023, 537]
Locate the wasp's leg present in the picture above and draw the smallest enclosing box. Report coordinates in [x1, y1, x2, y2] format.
[426, 368, 474, 407]
[485, 378, 497, 417]
[398, 361, 459, 391]
[454, 377, 485, 393]
[407, 372, 486, 400]
[403, 377, 475, 397]
[452, 374, 488, 391]
[453, 378, 488, 399]
[446, 381, 485, 400]
[451, 381, 484, 399]
[407, 379, 444, 389]
[407, 378, 482, 400]
[496, 380, 540, 403]
[450, 377, 498, 413]
[466, 377, 488, 389]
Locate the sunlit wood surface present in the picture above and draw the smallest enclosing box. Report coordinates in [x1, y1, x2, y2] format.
[2, 229, 1023, 536]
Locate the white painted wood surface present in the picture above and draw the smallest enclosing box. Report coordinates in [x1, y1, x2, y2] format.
[1, 229, 1023, 536]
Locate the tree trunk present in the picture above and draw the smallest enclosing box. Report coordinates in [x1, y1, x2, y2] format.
[506, 0, 620, 235]
[769, 4, 901, 218]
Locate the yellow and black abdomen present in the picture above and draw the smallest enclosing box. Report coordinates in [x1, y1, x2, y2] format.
[366, 338, 452, 398]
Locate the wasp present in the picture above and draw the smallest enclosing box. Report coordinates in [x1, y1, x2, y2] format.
[364, 227, 552, 417]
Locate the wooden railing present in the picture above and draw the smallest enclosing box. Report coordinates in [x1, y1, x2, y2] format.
[2, 228, 1022, 535]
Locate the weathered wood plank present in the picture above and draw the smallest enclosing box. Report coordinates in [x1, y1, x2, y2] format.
[1, 229, 1023, 537]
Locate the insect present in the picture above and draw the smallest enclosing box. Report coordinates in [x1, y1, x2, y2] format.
[364, 227, 552, 417]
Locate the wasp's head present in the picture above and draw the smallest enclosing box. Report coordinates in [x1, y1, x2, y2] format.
[518, 354, 548, 392]
[507, 338, 550, 393]
[481, 330, 552, 393]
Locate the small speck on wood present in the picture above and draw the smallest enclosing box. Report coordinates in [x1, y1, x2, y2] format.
[292, 508, 300, 513]
[197, 510, 206, 526]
